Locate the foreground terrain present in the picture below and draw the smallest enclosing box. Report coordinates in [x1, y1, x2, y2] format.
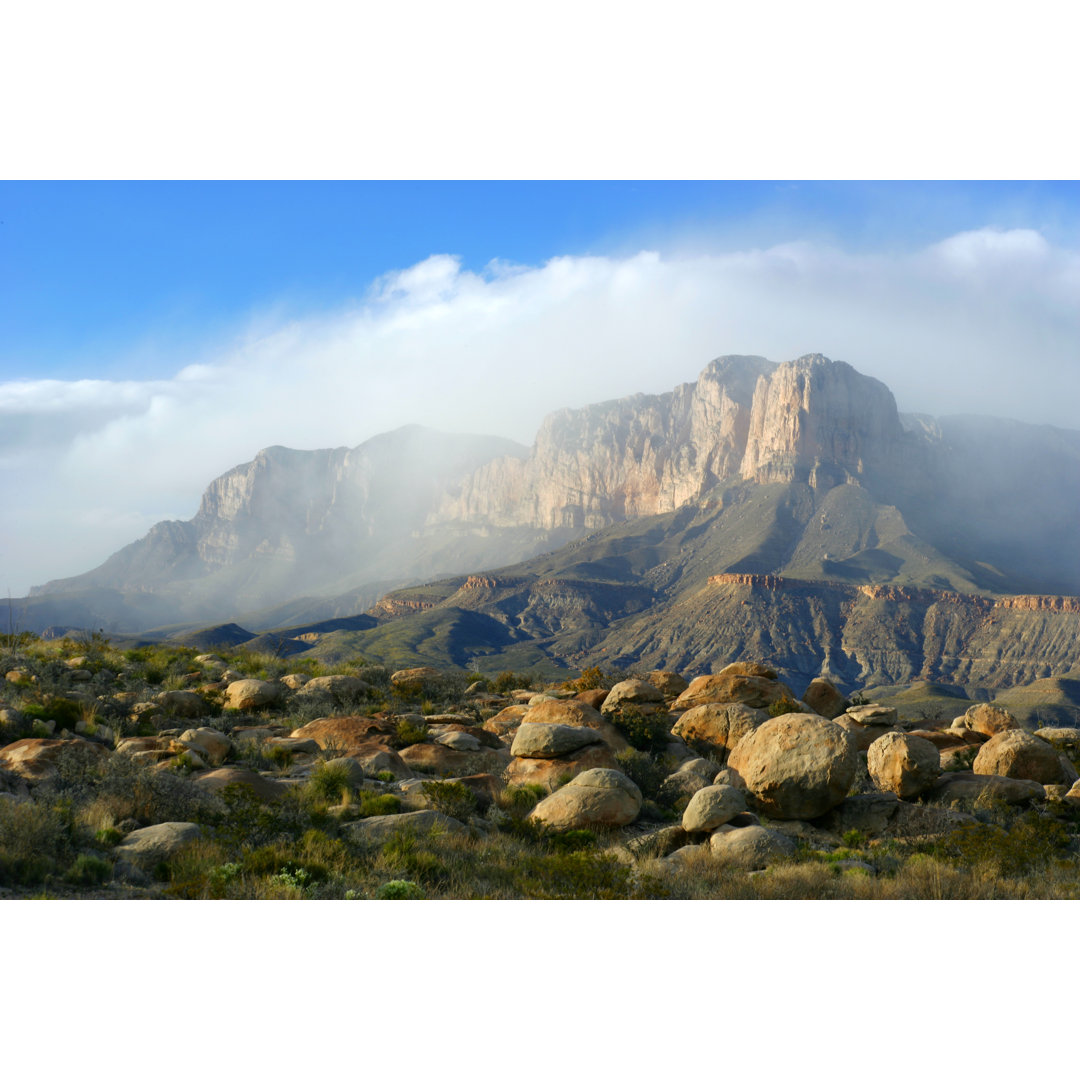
[2, 633, 1079, 900]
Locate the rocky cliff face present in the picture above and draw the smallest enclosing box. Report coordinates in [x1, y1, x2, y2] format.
[432, 354, 913, 531]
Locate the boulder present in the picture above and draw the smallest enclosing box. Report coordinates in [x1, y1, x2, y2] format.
[959, 703, 1019, 738]
[398, 742, 508, 776]
[225, 679, 282, 711]
[177, 727, 232, 767]
[817, 792, 974, 838]
[483, 705, 529, 737]
[504, 744, 620, 790]
[295, 675, 371, 701]
[345, 746, 413, 780]
[155, 690, 208, 718]
[601, 678, 665, 715]
[343, 809, 467, 844]
[510, 723, 603, 759]
[671, 702, 768, 760]
[845, 704, 899, 727]
[193, 768, 288, 802]
[867, 732, 941, 799]
[801, 678, 849, 719]
[279, 673, 310, 690]
[727, 714, 858, 820]
[528, 768, 642, 831]
[625, 825, 692, 861]
[973, 730, 1077, 785]
[520, 699, 629, 752]
[0, 737, 109, 782]
[926, 771, 1046, 806]
[709, 825, 796, 868]
[573, 688, 610, 710]
[291, 716, 394, 750]
[390, 666, 446, 693]
[718, 661, 778, 679]
[434, 731, 483, 752]
[644, 671, 689, 697]
[673, 672, 794, 712]
[834, 715, 900, 753]
[1032, 727, 1080, 752]
[114, 822, 202, 868]
[658, 757, 719, 803]
[681, 784, 747, 833]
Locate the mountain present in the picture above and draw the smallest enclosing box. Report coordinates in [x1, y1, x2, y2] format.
[20, 352, 1080, 692]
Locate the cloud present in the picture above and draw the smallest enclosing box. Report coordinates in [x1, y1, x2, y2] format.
[3, 228, 1079, 594]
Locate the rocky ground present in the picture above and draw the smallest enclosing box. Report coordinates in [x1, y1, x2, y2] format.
[2, 633, 1079, 900]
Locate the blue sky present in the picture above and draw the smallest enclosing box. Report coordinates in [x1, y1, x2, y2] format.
[2, 180, 1080, 594]
[4, 180, 1078, 381]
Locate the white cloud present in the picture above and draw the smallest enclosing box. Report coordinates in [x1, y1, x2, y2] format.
[3, 228, 1079, 594]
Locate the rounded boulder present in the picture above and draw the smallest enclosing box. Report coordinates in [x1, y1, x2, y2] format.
[867, 731, 941, 799]
[528, 768, 642, 831]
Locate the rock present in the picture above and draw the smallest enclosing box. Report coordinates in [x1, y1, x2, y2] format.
[867, 732, 941, 798]
[709, 825, 796, 868]
[625, 825, 692, 860]
[433, 731, 482, 752]
[573, 688, 610, 710]
[346, 747, 413, 780]
[681, 784, 747, 833]
[845, 704, 899, 727]
[225, 679, 282, 711]
[520, 699, 629, 752]
[483, 704, 530, 736]
[834, 715, 900, 752]
[1067, 779, 1080, 801]
[319, 757, 368, 789]
[817, 792, 974, 838]
[177, 727, 232, 767]
[727, 713, 858, 820]
[398, 742, 508, 776]
[528, 768, 642, 831]
[295, 675, 371, 701]
[114, 822, 202, 867]
[939, 745, 980, 771]
[116, 736, 171, 755]
[193, 768, 288, 802]
[671, 702, 768, 760]
[263, 736, 319, 756]
[601, 679, 665, 715]
[973, 730, 1076, 785]
[290, 716, 394, 750]
[0, 737, 109, 782]
[1032, 727, 1080, 751]
[343, 809, 467, 844]
[907, 729, 967, 750]
[718, 661, 778, 679]
[510, 723, 603, 758]
[451, 773, 504, 810]
[279, 673, 310, 689]
[657, 757, 718, 803]
[927, 771, 1046, 806]
[504, 744, 620, 790]
[801, 678, 849, 719]
[673, 672, 794, 712]
[390, 666, 446, 693]
[960, 703, 1019, 738]
[155, 690, 207, 718]
[644, 671, 689, 697]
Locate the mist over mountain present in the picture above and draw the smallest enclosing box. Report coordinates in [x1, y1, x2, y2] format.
[17, 352, 1080, 690]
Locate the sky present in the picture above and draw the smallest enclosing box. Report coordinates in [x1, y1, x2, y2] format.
[2, 180, 1079, 595]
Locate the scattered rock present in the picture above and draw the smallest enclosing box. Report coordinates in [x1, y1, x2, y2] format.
[866, 731, 941, 798]
[958, 703, 1019, 738]
[177, 727, 232, 767]
[115, 822, 203, 868]
[295, 675, 370, 701]
[727, 713, 858, 820]
[927, 771, 1047, 806]
[291, 715, 394, 750]
[528, 768, 643, 830]
[510, 723, 604, 758]
[193, 768, 288, 802]
[0, 737, 109, 782]
[343, 809, 467, 844]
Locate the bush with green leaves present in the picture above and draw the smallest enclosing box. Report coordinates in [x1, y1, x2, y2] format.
[375, 878, 425, 899]
[421, 780, 477, 821]
[394, 719, 429, 747]
[608, 705, 670, 753]
[492, 671, 533, 694]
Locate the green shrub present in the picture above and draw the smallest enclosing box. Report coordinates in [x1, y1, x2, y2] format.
[22, 697, 84, 731]
[767, 696, 801, 718]
[571, 666, 605, 692]
[64, 854, 111, 887]
[356, 792, 401, 818]
[421, 780, 477, 821]
[394, 719, 429, 747]
[493, 671, 533, 694]
[375, 878, 426, 899]
[306, 760, 356, 803]
[609, 706, 669, 753]
[614, 748, 670, 801]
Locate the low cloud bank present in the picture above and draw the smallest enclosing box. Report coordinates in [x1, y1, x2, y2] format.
[4, 228, 1078, 593]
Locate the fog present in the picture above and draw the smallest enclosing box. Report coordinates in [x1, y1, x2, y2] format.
[2, 227, 1078, 594]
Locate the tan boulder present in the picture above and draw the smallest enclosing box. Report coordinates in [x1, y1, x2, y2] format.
[959, 703, 1019, 738]
[177, 727, 232, 767]
[672, 672, 794, 712]
[225, 679, 282, 711]
[398, 742, 508, 777]
[727, 714, 858, 820]
[279, 673, 309, 689]
[644, 671, 689, 697]
[510, 723, 604, 758]
[504, 744, 620, 790]
[295, 675, 370, 701]
[866, 731, 941, 799]
[390, 666, 445, 693]
[528, 768, 642, 831]
[115, 822, 202, 868]
[193, 767, 288, 802]
[973, 730, 1077, 785]
[343, 809, 467, 844]
[573, 688, 610, 710]
[0, 737, 109, 782]
[845, 704, 899, 727]
[834, 715, 900, 752]
[718, 661, 778, 679]
[709, 824, 796, 868]
[155, 690, 208, 718]
[801, 678, 849, 719]
[657, 757, 719, 803]
[927, 771, 1046, 806]
[291, 715, 394, 750]
[681, 784, 747, 833]
[671, 702, 768, 761]
[1032, 727, 1080, 752]
[601, 678, 665, 716]
[521, 699, 629, 752]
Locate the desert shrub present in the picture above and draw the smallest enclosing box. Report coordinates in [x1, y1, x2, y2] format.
[394, 719, 429, 747]
[492, 671, 533, 694]
[767, 696, 801, 718]
[306, 760, 356, 804]
[614, 748, 670, 801]
[356, 792, 401, 818]
[943, 746, 978, 771]
[609, 706, 670, 753]
[64, 853, 111, 887]
[378, 830, 450, 886]
[375, 878, 425, 899]
[22, 697, 84, 731]
[421, 780, 477, 821]
[498, 783, 546, 818]
[925, 812, 1073, 877]
[0, 798, 73, 885]
[570, 666, 606, 692]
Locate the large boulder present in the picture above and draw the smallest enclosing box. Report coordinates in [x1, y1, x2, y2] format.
[155, 690, 208, 718]
[727, 714, 858, 820]
[177, 727, 232, 767]
[601, 679, 665, 716]
[510, 723, 604, 759]
[973, 730, 1077, 785]
[801, 678, 849, 720]
[709, 824, 796, 868]
[528, 768, 642, 831]
[0, 737, 109, 782]
[114, 822, 202, 868]
[225, 679, 282, 711]
[672, 671, 794, 712]
[671, 702, 768, 761]
[957, 703, 1019, 738]
[658, 757, 719, 803]
[520, 700, 629, 752]
[193, 767, 288, 802]
[390, 667, 447, 694]
[504, 744, 620, 791]
[926, 771, 1046, 806]
[681, 784, 747, 833]
[291, 716, 394, 750]
[1032, 727, 1080, 753]
[643, 671, 689, 697]
[867, 732, 941, 799]
[343, 809, 468, 845]
[294, 675, 371, 702]
[398, 742, 508, 777]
